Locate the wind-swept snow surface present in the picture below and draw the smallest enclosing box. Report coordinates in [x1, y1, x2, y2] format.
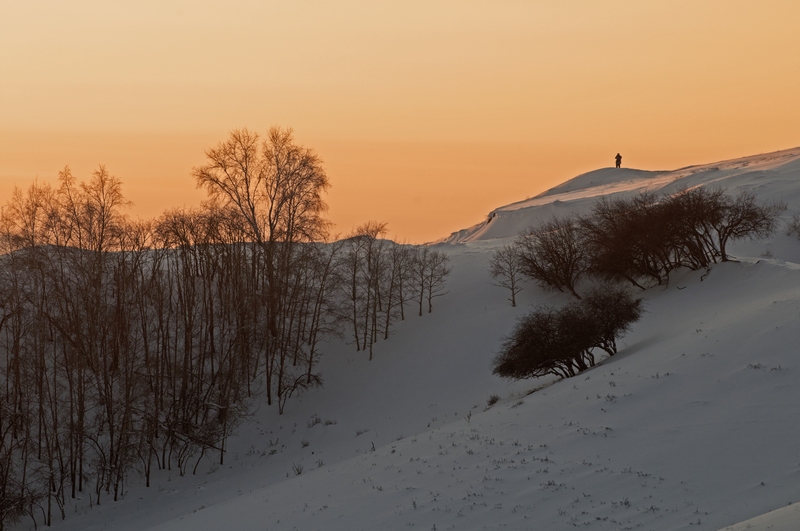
[26, 147, 800, 531]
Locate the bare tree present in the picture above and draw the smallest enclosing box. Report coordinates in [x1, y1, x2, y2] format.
[193, 127, 331, 404]
[580, 194, 673, 289]
[424, 250, 451, 314]
[713, 191, 783, 261]
[517, 216, 588, 298]
[409, 247, 452, 316]
[381, 242, 412, 338]
[489, 243, 524, 307]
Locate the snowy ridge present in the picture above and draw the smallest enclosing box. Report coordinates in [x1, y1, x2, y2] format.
[33, 147, 800, 531]
[441, 146, 800, 243]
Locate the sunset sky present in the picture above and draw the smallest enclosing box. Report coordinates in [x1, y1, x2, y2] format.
[2, 1, 800, 242]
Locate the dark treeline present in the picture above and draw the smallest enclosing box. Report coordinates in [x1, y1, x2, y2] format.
[0, 128, 449, 529]
[491, 187, 784, 301]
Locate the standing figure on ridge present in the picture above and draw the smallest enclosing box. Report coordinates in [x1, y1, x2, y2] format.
[615, 153, 622, 168]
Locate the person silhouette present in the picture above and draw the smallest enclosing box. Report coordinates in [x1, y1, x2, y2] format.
[615, 153, 622, 168]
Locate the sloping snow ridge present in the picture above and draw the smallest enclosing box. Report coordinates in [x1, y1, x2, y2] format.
[442, 146, 800, 244]
[33, 147, 800, 531]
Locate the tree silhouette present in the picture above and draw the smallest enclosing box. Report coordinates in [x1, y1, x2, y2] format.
[489, 243, 524, 307]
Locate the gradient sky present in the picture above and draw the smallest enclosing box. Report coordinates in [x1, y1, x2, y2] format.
[2, 1, 800, 242]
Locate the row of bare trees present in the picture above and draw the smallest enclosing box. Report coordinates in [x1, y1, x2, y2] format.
[338, 222, 450, 360]
[0, 128, 450, 530]
[491, 187, 784, 302]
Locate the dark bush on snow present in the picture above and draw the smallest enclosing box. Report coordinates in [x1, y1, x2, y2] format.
[492, 286, 642, 380]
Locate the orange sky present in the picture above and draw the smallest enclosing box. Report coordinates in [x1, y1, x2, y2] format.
[2, 1, 800, 242]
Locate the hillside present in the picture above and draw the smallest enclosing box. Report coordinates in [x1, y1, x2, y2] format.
[25, 147, 800, 531]
[443, 146, 800, 244]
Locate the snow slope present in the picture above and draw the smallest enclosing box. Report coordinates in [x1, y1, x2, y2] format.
[443, 146, 800, 244]
[24, 147, 800, 531]
[719, 502, 800, 531]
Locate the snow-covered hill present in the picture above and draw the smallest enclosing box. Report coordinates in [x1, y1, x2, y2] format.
[443, 146, 800, 244]
[30, 147, 800, 531]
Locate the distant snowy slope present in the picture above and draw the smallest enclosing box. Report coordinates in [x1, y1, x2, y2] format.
[443, 146, 800, 243]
